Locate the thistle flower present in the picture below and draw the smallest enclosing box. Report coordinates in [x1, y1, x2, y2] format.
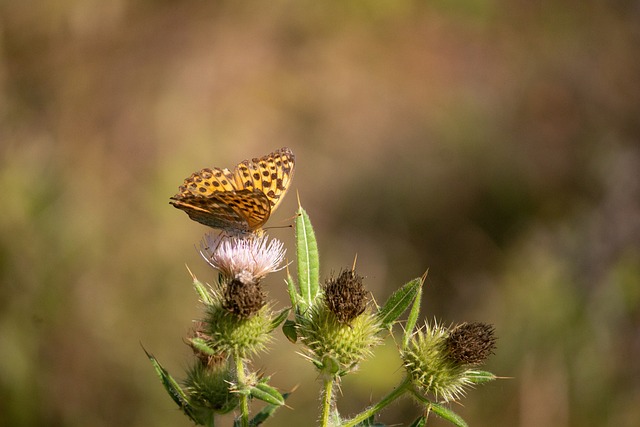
[200, 232, 286, 284]
[401, 321, 497, 402]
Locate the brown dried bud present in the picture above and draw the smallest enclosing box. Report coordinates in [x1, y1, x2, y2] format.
[324, 269, 367, 323]
[446, 322, 496, 365]
[222, 278, 266, 319]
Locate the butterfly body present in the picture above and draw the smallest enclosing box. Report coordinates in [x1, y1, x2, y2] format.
[170, 147, 295, 233]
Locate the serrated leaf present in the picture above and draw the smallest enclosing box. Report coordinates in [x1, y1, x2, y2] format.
[143, 347, 202, 424]
[296, 207, 319, 306]
[282, 319, 298, 343]
[269, 307, 290, 332]
[430, 402, 468, 427]
[378, 277, 422, 329]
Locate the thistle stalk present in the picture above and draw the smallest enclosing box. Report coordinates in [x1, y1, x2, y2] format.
[234, 352, 249, 427]
[320, 376, 334, 427]
[341, 376, 412, 427]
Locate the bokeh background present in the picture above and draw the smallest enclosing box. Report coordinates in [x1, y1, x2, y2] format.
[2, 1, 639, 426]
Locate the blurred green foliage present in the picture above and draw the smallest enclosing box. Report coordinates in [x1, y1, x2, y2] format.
[1, 1, 639, 426]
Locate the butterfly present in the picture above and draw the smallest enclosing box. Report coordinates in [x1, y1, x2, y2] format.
[170, 147, 295, 233]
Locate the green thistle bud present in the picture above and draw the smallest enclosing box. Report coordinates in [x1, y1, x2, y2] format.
[202, 286, 273, 357]
[401, 321, 497, 402]
[184, 359, 239, 415]
[297, 270, 381, 374]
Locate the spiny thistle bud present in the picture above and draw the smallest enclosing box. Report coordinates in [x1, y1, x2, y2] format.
[446, 322, 496, 365]
[199, 284, 274, 358]
[223, 278, 266, 319]
[401, 321, 497, 402]
[184, 360, 239, 415]
[324, 269, 367, 323]
[297, 269, 381, 375]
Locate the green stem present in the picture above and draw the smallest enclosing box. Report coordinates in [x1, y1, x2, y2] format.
[234, 352, 249, 427]
[341, 376, 413, 427]
[320, 375, 334, 427]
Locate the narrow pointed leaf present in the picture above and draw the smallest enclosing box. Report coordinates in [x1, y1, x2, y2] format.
[295, 207, 319, 306]
[192, 272, 214, 305]
[430, 402, 468, 427]
[245, 392, 291, 426]
[187, 337, 216, 356]
[250, 382, 285, 406]
[143, 347, 202, 424]
[403, 277, 424, 347]
[466, 370, 497, 384]
[378, 277, 422, 329]
[285, 273, 301, 309]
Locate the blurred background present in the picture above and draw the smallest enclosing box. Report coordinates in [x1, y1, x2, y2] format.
[1, 1, 639, 426]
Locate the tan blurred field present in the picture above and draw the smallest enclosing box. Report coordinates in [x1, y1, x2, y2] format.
[1, 1, 639, 426]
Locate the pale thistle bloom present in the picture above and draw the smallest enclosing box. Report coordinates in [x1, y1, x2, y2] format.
[200, 233, 286, 283]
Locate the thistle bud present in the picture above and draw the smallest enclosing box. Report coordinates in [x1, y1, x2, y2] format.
[297, 269, 381, 375]
[401, 321, 497, 402]
[446, 322, 496, 365]
[223, 278, 266, 319]
[184, 360, 239, 415]
[324, 269, 367, 323]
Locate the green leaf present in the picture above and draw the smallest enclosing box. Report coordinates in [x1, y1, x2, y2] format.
[404, 274, 425, 347]
[187, 337, 216, 356]
[407, 416, 428, 427]
[143, 346, 202, 424]
[466, 370, 497, 384]
[430, 402, 468, 427]
[282, 319, 298, 343]
[243, 392, 291, 426]
[354, 414, 387, 426]
[295, 207, 319, 306]
[189, 267, 214, 305]
[269, 307, 291, 332]
[250, 382, 285, 406]
[378, 277, 422, 329]
[285, 273, 301, 309]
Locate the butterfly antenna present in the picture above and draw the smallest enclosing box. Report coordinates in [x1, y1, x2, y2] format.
[263, 223, 294, 232]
